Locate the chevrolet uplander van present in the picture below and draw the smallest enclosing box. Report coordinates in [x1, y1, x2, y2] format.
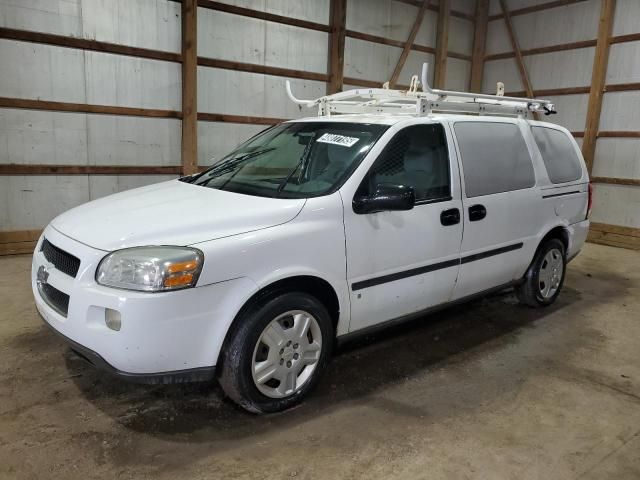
[32, 83, 591, 413]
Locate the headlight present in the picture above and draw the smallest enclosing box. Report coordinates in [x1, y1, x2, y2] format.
[96, 246, 203, 292]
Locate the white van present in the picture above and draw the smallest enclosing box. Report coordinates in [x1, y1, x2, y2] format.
[32, 75, 590, 413]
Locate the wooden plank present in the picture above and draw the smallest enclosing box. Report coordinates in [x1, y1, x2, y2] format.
[597, 131, 640, 138]
[0, 165, 183, 175]
[327, 0, 347, 94]
[197, 113, 287, 125]
[198, 57, 329, 82]
[572, 131, 585, 137]
[587, 229, 640, 250]
[485, 39, 597, 61]
[590, 222, 640, 238]
[609, 32, 640, 44]
[197, 0, 330, 32]
[500, 0, 538, 119]
[505, 86, 591, 96]
[0, 97, 181, 118]
[434, 0, 450, 88]
[0, 241, 38, 256]
[489, 0, 589, 21]
[470, 0, 489, 92]
[582, 0, 616, 175]
[604, 82, 640, 92]
[591, 176, 640, 187]
[0, 27, 182, 63]
[0, 230, 41, 244]
[181, 0, 198, 176]
[389, 0, 431, 88]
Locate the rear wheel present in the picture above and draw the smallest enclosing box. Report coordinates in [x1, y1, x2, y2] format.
[218, 292, 333, 414]
[516, 238, 566, 308]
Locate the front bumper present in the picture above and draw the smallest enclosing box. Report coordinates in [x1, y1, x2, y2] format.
[32, 225, 256, 380]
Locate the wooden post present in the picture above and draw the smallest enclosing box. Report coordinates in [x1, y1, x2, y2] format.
[327, 0, 347, 94]
[181, 0, 198, 176]
[470, 0, 489, 92]
[582, 0, 616, 175]
[389, 0, 431, 88]
[499, 0, 538, 118]
[434, 0, 450, 88]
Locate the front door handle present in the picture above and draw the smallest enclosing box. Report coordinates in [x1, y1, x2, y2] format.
[440, 208, 460, 226]
[469, 204, 487, 221]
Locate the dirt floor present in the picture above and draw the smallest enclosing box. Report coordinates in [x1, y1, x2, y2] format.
[0, 243, 639, 479]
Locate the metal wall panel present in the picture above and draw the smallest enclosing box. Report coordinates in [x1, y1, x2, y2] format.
[612, 0, 640, 36]
[599, 91, 640, 131]
[591, 184, 640, 228]
[593, 139, 640, 180]
[544, 94, 589, 132]
[449, 16, 474, 56]
[400, 51, 435, 86]
[198, 67, 326, 118]
[198, 9, 328, 74]
[0, 0, 83, 37]
[489, 0, 541, 16]
[198, 121, 265, 166]
[211, 0, 330, 24]
[525, 48, 595, 90]
[606, 42, 640, 84]
[486, 17, 509, 55]
[445, 58, 470, 91]
[482, 58, 522, 93]
[0, 109, 88, 165]
[88, 175, 177, 200]
[345, 37, 397, 84]
[512, 0, 599, 50]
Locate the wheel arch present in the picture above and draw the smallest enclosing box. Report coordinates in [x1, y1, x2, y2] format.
[216, 275, 342, 367]
[539, 225, 570, 254]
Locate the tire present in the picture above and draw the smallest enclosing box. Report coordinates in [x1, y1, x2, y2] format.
[218, 291, 334, 414]
[516, 238, 567, 308]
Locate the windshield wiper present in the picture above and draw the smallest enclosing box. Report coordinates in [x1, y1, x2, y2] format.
[197, 147, 276, 186]
[277, 134, 316, 195]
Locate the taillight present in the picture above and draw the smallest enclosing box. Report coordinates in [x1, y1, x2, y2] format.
[587, 182, 593, 219]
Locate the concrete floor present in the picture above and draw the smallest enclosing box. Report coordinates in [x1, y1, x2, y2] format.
[0, 243, 639, 479]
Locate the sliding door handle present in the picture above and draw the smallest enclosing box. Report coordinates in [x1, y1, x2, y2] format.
[469, 204, 486, 221]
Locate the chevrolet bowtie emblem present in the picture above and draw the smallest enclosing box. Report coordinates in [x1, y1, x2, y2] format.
[36, 265, 49, 285]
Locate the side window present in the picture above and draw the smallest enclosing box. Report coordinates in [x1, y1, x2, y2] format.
[454, 122, 535, 198]
[359, 124, 450, 203]
[531, 126, 582, 183]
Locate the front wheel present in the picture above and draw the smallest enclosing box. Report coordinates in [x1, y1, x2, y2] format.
[516, 238, 566, 308]
[218, 292, 333, 414]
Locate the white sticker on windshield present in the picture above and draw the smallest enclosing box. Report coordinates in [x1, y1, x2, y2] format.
[317, 133, 359, 147]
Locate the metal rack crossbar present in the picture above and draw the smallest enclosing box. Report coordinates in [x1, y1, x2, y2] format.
[286, 63, 557, 118]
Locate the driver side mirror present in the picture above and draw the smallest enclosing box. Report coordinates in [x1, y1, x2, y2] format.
[353, 184, 416, 214]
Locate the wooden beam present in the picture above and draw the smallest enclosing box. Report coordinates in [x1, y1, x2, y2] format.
[0, 230, 42, 256]
[587, 222, 640, 250]
[434, 0, 450, 88]
[485, 39, 597, 61]
[389, 0, 431, 88]
[489, 0, 589, 21]
[0, 97, 181, 118]
[0, 27, 182, 63]
[505, 86, 591, 96]
[582, 0, 616, 175]
[597, 131, 640, 138]
[327, 0, 347, 94]
[605, 82, 640, 92]
[198, 57, 329, 82]
[0, 165, 183, 175]
[197, 0, 330, 32]
[591, 176, 640, 187]
[470, 0, 489, 92]
[181, 0, 198, 176]
[610, 32, 640, 44]
[499, 0, 539, 119]
[197, 113, 287, 125]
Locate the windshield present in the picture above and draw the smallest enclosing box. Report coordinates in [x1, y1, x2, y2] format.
[185, 122, 389, 199]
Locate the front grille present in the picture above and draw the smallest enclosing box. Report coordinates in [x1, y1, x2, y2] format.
[41, 238, 81, 278]
[39, 283, 70, 317]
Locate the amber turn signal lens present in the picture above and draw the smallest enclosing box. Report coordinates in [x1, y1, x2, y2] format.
[167, 260, 198, 274]
[163, 273, 194, 288]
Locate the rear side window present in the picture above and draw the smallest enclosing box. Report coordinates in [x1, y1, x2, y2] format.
[454, 122, 535, 198]
[531, 126, 582, 183]
[359, 124, 450, 203]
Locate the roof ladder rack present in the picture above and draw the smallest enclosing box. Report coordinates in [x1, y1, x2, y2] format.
[286, 63, 557, 119]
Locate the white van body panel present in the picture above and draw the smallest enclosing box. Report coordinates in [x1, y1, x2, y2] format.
[32, 113, 590, 378]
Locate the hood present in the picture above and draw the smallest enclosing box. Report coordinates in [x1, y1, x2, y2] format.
[52, 180, 306, 251]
